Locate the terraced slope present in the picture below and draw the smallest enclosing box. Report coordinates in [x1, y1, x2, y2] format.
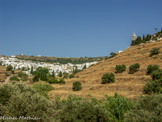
[49, 40, 162, 99]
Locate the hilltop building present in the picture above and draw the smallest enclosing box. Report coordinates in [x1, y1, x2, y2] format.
[132, 32, 137, 41]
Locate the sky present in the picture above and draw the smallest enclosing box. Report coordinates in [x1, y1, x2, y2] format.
[0, 0, 162, 57]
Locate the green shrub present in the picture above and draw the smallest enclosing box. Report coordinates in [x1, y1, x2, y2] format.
[143, 79, 162, 94]
[47, 77, 65, 84]
[47, 77, 58, 84]
[6, 65, 13, 71]
[147, 64, 160, 75]
[32, 67, 49, 81]
[102, 73, 115, 84]
[69, 74, 75, 79]
[129, 63, 140, 74]
[149, 48, 160, 57]
[105, 94, 133, 122]
[11, 70, 14, 74]
[83, 65, 87, 69]
[58, 78, 65, 84]
[51, 71, 55, 78]
[33, 83, 54, 98]
[151, 69, 162, 80]
[18, 72, 28, 81]
[72, 81, 82, 91]
[115, 64, 126, 73]
[10, 76, 20, 81]
[18, 72, 24, 77]
[124, 94, 162, 122]
[0, 82, 55, 122]
[58, 71, 62, 77]
[63, 72, 69, 79]
[110, 52, 117, 58]
[32, 75, 39, 82]
[53, 96, 110, 122]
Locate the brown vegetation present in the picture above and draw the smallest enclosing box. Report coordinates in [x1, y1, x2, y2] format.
[0, 66, 8, 83]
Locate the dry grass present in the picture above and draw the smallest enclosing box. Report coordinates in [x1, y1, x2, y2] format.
[0, 66, 8, 82]
[49, 40, 162, 100]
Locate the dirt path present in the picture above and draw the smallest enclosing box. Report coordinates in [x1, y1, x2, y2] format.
[4, 75, 13, 84]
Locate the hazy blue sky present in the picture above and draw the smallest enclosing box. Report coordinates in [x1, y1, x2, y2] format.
[0, 0, 162, 57]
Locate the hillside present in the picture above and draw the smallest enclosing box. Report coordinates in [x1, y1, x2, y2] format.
[49, 40, 162, 99]
[16, 55, 107, 64]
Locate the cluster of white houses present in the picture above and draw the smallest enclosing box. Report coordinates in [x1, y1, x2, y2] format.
[0, 56, 98, 75]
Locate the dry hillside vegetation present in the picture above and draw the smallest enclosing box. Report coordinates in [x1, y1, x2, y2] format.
[0, 66, 22, 84]
[49, 40, 162, 99]
[0, 66, 8, 83]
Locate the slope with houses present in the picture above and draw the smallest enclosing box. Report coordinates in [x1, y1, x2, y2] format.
[0, 55, 98, 75]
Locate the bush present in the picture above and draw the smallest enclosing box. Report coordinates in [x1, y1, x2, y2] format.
[32, 83, 54, 98]
[11, 70, 14, 74]
[58, 78, 65, 84]
[102, 73, 115, 84]
[53, 96, 110, 122]
[10, 76, 20, 81]
[47, 77, 65, 84]
[47, 77, 58, 84]
[149, 48, 160, 57]
[18, 72, 24, 77]
[72, 81, 82, 91]
[69, 74, 75, 79]
[32, 67, 49, 81]
[115, 64, 126, 73]
[151, 69, 162, 80]
[105, 94, 133, 122]
[6, 65, 13, 71]
[18, 72, 28, 81]
[51, 71, 55, 78]
[0, 82, 55, 122]
[63, 72, 69, 79]
[124, 94, 162, 122]
[143, 79, 162, 94]
[58, 71, 62, 77]
[32, 75, 39, 82]
[110, 52, 117, 58]
[129, 63, 140, 74]
[147, 64, 160, 75]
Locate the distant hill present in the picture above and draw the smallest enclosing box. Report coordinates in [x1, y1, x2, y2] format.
[16, 55, 107, 64]
[49, 40, 162, 99]
[0, 54, 5, 57]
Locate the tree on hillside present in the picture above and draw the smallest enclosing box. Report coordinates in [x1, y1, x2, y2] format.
[30, 66, 33, 74]
[83, 65, 87, 70]
[102, 73, 115, 84]
[143, 35, 145, 40]
[145, 34, 151, 41]
[110, 52, 117, 58]
[6, 65, 13, 71]
[52, 71, 55, 78]
[72, 81, 82, 91]
[32, 67, 49, 81]
[58, 71, 62, 77]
